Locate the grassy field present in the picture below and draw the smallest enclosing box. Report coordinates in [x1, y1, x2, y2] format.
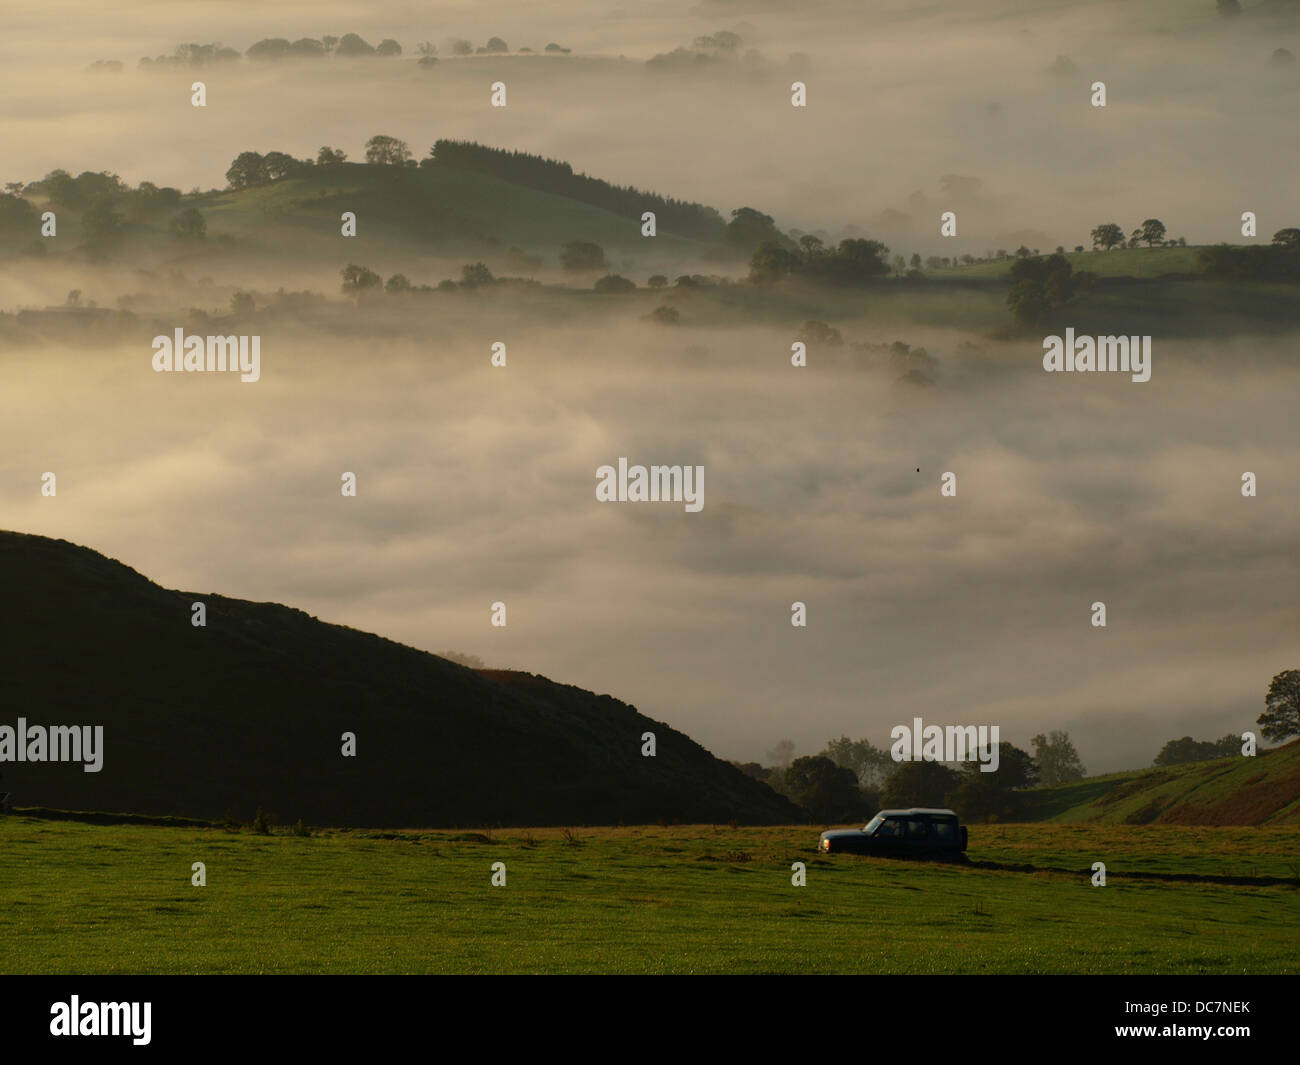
[926, 245, 1204, 279]
[2, 817, 1295, 974]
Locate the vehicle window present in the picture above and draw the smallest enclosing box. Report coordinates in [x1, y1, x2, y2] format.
[864, 814, 885, 834]
[931, 820, 955, 841]
[874, 818, 903, 839]
[904, 820, 929, 839]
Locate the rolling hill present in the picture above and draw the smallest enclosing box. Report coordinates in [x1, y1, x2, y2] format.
[1019, 740, 1300, 826]
[194, 162, 721, 260]
[0, 530, 801, 828]
[6, 153, 732, 269]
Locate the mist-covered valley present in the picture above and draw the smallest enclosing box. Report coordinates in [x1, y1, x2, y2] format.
[2, 0, 1298, 776]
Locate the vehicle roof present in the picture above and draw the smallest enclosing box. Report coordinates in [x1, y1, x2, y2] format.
[876, 808, 958, 818]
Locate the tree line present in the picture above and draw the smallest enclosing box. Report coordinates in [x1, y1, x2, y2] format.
[128, 36, 573, 69]
[733, 731, 1084, 824]
[424, 140, 727, 241]
[737, 669, 1299, 823]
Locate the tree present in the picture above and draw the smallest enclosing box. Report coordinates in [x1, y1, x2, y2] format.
[827, 238, 890, 283]
[451, 39, 473, 56]
[340, 263, 381, 294]
[945, 741, 1039, 821]
[880, 760, 961, 809]
[289, 38, 325, 58]
[226, 151, 267, 189]
[821, 736, 892, 789]
[335, 33, 376, 57]
[1138, 218, 1167, 247]
[385, 273, 411, 294]
[1272, 228, 1300, 249]
[169, 207, 206, 241]
[559, 240, 606, 271]
[545, 43, 571, 54]
[1091, 222, 1124, 251]
[262, 151, 302, 181]
[417, 42, 437, 57]
[784, 756, 866, 822]
[766, 739, 795, 769]
[909, 253, 922, 269]
[1007, 252, 1075, 327]
[648, 305, 679, 324]
[460, 262, 494, 286]
[798, 234, 826, 259]
[970, 742, 1039, 789]
[748, 240, 797, 282]
[316, 146, 347, 166]
[376, 39, 402, 56]
[322, 36, 339, 53]
[594, 273, 635, 293]
[1007, 279, 1048, 326]
[1153, 735, 1240, 767]
[1258, 669, 1300, 743]
[230, 291, 254, 315]
[364, 135, 411, 165]
[0, 192, 37, 238]
[247, 38, 292, 61]
[1031, 731, 1086, 785]
[647, 274, 668, 289]
[727, 206, 785, 252]
[484, 37, 508, 53]
[80, 196, 123, 249]
[797, 320, 842, 347]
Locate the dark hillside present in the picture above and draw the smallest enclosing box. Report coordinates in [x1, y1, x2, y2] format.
[0, 531, 800, 827]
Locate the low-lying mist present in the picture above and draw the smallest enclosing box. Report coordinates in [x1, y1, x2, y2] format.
[2, 0, 1297, 254]
[3, 292, 1296, 773]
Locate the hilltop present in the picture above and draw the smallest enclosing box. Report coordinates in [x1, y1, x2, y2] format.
[2, 146, 732, 269]
[0, 530, 801, 828]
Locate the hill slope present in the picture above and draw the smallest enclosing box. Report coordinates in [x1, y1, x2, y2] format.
[1019, 741, 1300, 826]
[181, 162, 721, 264]
[0, 531, 800, 828]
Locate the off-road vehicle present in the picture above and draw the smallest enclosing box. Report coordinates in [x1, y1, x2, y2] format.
[818, 807, 968, 859]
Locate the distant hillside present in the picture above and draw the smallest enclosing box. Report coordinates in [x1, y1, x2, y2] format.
[1018, 741, 1300, 826]
[9, 154, 730, 264]
[425, 140, 727, 241]
[0, 531, 800, 828]
[218, 162, 716, 255]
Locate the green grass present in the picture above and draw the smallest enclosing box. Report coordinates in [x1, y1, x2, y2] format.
[971, 824, 1300, 879]
[927, 245, 1204, 280]
[2, 819, 1295, 974]
[193, 163, 711, 260]
[1020, 741, 1300, 827]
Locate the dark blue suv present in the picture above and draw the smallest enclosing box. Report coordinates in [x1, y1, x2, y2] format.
[818, 807, 968, 858]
